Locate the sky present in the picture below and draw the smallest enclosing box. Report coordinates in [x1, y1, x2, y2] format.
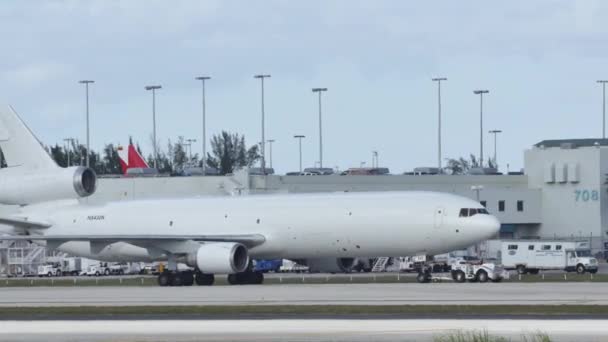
[1, 1, 608, 174]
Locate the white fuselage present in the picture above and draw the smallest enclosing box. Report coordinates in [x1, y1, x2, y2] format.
[20, 191, 500, 262]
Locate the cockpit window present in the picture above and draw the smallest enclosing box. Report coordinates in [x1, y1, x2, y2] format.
[459, 208, 489, 217]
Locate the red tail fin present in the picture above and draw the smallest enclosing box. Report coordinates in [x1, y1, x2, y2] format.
[128, 144, 149, 169]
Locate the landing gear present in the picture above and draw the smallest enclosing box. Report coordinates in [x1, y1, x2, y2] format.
[195, 272, 214, 286]
[157, 270, 196, 287]
[227, 271, 264, 285]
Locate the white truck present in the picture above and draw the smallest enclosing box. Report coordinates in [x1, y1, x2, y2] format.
[37, 263, 62, 277]
[500, 240, 598, 274]
[61, 257, 84, 276]
[82, 263, 111, 276]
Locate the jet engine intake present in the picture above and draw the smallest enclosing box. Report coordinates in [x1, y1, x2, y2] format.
[303, 257, 357, 273]
[187, 242, 249, 274]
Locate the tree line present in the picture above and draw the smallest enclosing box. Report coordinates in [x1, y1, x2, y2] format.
[0, 131, 260, 176]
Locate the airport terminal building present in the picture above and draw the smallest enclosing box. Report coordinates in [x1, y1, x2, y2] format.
[2, 138, 608, 274]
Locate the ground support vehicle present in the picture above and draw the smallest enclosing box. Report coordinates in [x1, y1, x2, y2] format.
[37, 264, 62, 277]
[414, 254, 507, 283]
[82, 263, 111, 277]
[253, 259, 283, 273]
[500, 240, 598, 274]
[279, 259, 309, 273]
[60, 257, 83, 276]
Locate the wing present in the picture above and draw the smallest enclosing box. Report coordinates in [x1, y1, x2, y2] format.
[0, 217, 51, 229]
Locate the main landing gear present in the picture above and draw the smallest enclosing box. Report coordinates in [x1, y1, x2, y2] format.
[158, 270, 215, 287]
[157, 270, 263, 286]
[227, 271, 264, 285]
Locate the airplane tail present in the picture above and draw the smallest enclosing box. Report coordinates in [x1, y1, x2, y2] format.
[117, 145, 129, 174]
[128, 144, 149, 169]
[0, 105, 58, 170]
[117, 142, 150, 175]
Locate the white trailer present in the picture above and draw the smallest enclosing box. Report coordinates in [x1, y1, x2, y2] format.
[61, 257, 83, 276]
[500, 240, 598, 274]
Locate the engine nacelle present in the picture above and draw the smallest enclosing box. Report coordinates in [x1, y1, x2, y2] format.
[187, 242, 249, 274]
[0, 166, 97, 205]
[303, 258, 357, 273]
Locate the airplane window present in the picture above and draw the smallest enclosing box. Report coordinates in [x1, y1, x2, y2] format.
[528, 245, 534, 250]
[542, 245, 551, 250]
[478, 208, 489, 215]
[468, 208, 477, 216]
[508, 244, 518, 250]
[459, 208, 468, 217]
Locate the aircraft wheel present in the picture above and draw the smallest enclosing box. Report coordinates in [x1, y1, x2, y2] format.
[181, 271, 194, 286]
[195, 273, 214, 286]
[227, 274, 240, 285]
[251, 271, 264, 284]
[170, 273, 183, 287]
[158, 272, 171, 287]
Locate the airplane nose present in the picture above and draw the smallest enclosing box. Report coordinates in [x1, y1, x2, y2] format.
[486, 215, 501, 238]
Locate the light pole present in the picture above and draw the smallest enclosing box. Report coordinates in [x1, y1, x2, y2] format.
[63, 138, 75, 167]
[267, 139, 275, 169]
[473, 90, 489, 167]
[196, 76, 211, 174]
[186, 138, 197, 163]
[145, 85, 162, 169]
[312, 88, 328, 168]
[294, 135, 305, 173]
[489, 129, 502, 168]
[372, 151, 379, 168]
[432, 77, 447, 172]
[254, 74, 271, 175]
[78, 80, 94, 168]
[598, 80, 608, 139]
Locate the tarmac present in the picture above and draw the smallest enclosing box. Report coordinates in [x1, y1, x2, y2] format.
[0, 319, 607, 341]
[0, 282, 607, 306]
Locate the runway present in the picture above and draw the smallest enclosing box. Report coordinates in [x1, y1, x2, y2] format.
[0, 282, 607, 306]
[1, 319, 607, 342]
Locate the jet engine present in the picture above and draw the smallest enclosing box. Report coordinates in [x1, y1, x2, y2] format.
[303, 258, 357, 273]
[0, 166, 97, 205]
[186, 242, 249, 274]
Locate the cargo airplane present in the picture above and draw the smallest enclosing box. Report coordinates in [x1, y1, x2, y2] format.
[0, 106, 500, 286]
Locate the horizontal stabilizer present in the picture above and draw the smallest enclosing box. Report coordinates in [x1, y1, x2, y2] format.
[0, 217, 52, 229]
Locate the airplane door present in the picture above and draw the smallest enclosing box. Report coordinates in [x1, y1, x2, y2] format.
[434, 207, 444, 228]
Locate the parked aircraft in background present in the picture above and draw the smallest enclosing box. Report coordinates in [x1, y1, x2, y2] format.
[0, 106, 500, 286]
[117, 143, 150, 175]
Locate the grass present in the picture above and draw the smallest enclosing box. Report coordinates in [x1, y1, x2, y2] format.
[434, 331, 552, 342]
[0, 305, 607, 318]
